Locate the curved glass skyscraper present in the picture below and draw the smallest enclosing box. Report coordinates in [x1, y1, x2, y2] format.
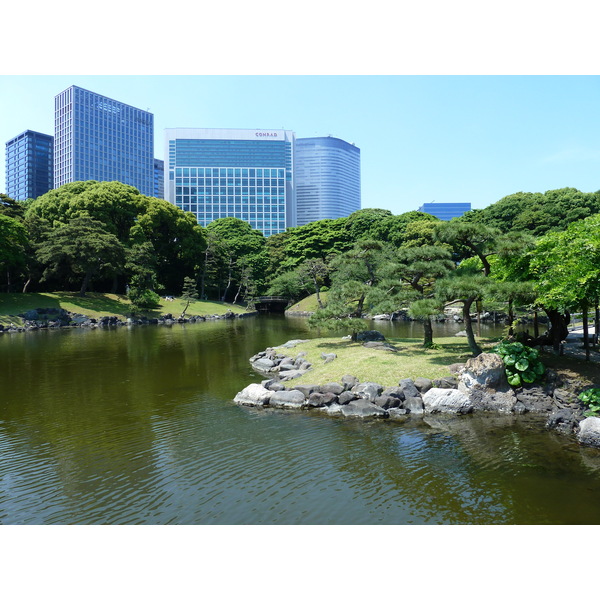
[295, 136, 361, 226]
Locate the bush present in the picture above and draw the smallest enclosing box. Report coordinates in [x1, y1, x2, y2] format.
[579, 388, 600, 416]
[128, 287, 160, 310]
[493, 341, 545, 387]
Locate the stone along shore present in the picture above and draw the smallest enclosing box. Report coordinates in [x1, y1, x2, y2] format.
[234, 338, 600, 449]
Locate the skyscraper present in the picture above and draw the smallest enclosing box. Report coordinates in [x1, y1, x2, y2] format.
[5, 130, 53, 200]
[154, 158, 164, 199]
[54, 86, 154, 195]
[418, 202, 471, 220]
[164, 128, 296, 236]
[294, 136, 361, 226]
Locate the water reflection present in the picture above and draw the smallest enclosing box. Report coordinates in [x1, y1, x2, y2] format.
[1, 316, 600, 524]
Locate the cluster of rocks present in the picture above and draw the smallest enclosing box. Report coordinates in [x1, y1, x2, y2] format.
[0, 307, 256, 334]
[236, 341, 600, 449]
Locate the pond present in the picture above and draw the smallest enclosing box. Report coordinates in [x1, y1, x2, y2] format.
[1, 315, 600, 525]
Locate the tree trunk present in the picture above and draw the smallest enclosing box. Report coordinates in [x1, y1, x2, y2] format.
[583, 300, 590, 361]
[508, 298, 515, 337]
[80, 271, 92, 297]
[22, 277, 31, 294]
[463, 297, 482, 356]
[533, 311, 539, 339]
[595, 301, 599, 348]
[423, 317, 434, 348]
[545, 308, 570, 354]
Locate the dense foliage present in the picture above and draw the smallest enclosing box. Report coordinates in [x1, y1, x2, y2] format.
[2, 181, 600, 359]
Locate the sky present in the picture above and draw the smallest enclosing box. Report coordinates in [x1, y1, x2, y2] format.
[3, 74, 600, 215]
[3, 2, 597, 594]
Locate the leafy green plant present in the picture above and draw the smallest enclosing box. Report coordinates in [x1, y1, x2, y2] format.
[493, 341, 545, 387]
[579, 388, 600, 417]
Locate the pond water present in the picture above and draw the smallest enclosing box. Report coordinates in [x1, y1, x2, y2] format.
[1, 315, 600, 525]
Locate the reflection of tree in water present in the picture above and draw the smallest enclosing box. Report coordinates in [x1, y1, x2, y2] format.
[328, 413, 600, 524]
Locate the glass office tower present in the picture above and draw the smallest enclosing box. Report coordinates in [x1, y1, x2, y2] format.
[154, 158, 164, 199]
[5, 130, 53, 200]
[165, 128, 295, 236]
[418, 202, 471, 220]
[54, 86, 154, 195]
[295, 136, 361, 226]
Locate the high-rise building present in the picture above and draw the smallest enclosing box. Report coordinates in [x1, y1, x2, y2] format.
[5, 130, 53, 200]
[295, 136, 361, 226]
[154, 158, 164, 199]
[418, 202, 471, 220]
[164, 128, 296, 236]
[54, 86, 154, 195]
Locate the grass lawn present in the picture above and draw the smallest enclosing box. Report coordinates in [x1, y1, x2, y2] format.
[287, 292, 328, 313]
[275, 335, 500, 387]
[0, 292, 251, 326]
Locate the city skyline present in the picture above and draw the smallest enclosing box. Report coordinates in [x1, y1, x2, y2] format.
[2, 75, 600, 217]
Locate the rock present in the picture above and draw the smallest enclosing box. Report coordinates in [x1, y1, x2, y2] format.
[278, 369, 307, 382]
[321, 353, 337, 363]
[403, 396, 425, 414]
[322, 403, 344, 416]
[270, 390, 307, 409]
[353, 382, 384, 402]
[294, 384, 320, 398]
[455, 330, 468, 337]
[319, 382, 344, 396]
[281, 339, 309, 349]
[387, 408, 409, 420]
[250, 357, 276, 373]
[338, 391, 358, 405]
[432, 377, 458, 389]
[458, 353, 509, 392]
[372, 314, 390, 320]
[447, 363, 465, 375]
[306, 392, 338, 408]
[422, 388, 473, 414]
[399, 378, 420, 399]
[547, 408, 580, 434]
[577, 417, 600, 447]
[340, 399, 388, 419]
[374, 394, 402, 409]
[233, 384, 274, 407]
[356, 330, 386, 342]
[341, 374, 360, 390]
[263, 380, 286, 392]
[382, 386, 405, 401]
[467, 388, 517, 413]
[414, 377, 433, 393]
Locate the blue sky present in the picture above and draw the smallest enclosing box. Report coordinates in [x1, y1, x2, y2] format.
[2, 75, 600, 215]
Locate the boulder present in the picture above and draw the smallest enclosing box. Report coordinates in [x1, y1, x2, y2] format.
[356, 330, 386, 342]
[387, 407, 409, 420]
[251, 357, 275, 373]
[233, 384, 274, 407]
[577, 417, 600, 447]
[422, 388, 473, 414]
[278, 369, 307, 382]
[341, 374, 360, 390]
[321, 353, 337, 363]
[319, 382, 345, 396]
[547, 408, 580, 434]
[382, 386, 405, 401]
[458, 353, 509, 393]
[374, 394, 402, 409]
[270, 390, 307, 409]
[340, 399, 388, 419]
[403, 396, 424, 414]
[414, 377, 433, 394]
[353, 382, 384, 402]
[432, 377, 458, 389]
[399, 378, 420, 399]
[294, 384, 320, 398]
[338, 391, 358, 405]
[306, 392, 338, 408]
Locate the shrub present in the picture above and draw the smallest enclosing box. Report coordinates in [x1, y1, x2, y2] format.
[579, 388, 600, 417]
[493, 341, 545, 387]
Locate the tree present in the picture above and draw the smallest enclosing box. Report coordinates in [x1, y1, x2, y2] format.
[309, 240, 388, 340]
[529, 215, 600, 359]
[180, 276, 199, 317]
[35, 214, 125, 297]
[373, 245, 454, 347]
[0, 214, 28, 293]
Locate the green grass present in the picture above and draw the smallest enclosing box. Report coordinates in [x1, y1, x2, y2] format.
[287, 292, 328, 313]
[0, 292, 251, 325]
[275, 335, 499, 387]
